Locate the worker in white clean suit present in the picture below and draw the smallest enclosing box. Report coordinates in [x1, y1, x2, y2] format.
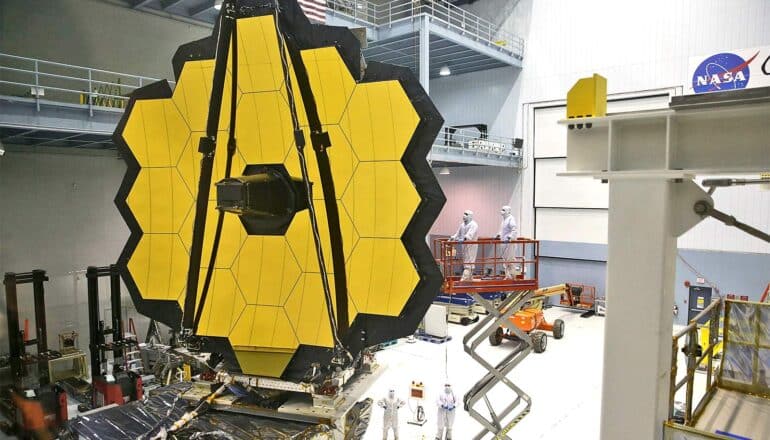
[436, 383, 457, 440]
[378, 389, 405, 440]
[495, 205, 519, 279]
[450, 210, 479, 281]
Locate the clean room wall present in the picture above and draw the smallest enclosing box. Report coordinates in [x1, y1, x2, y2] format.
[510, 0, 770, 109]
[429, 66, 522, 139]
[431, 166, 522, 239]
[539, 240, 770, 325]
[0, 0, 211, 81]
[427, 63, 524, 243]
[0, 148, 151, 356]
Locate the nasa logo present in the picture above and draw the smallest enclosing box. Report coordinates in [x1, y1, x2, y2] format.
[691, 52, 758, 93]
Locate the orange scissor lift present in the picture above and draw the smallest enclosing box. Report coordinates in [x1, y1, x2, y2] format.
[432, 238, 549, 439]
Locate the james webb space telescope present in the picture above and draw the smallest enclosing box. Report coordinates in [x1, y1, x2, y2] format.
[113, 0, 444, 421]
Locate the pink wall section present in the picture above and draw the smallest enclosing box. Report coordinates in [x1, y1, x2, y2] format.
[431, 166, 522, 239]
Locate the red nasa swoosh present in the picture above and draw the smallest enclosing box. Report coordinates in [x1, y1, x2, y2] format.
[709, 51, 760, 91]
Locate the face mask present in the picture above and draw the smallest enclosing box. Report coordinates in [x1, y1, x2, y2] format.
[444, 387, 451, 394]
[388, 391, 395, 399]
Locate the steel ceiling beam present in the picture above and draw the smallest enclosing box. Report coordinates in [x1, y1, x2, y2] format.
[32, 132, 85, 147]
[133, 0, 155, 8]
[161, 0, 187, 9]
[190, 2, 215, 18]
[431, 51, 487, 63]
[0, 128, 39, 143]
[446, 61, 508, 76]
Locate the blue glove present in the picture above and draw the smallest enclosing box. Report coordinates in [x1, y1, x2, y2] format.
[458, 238, 464, 243]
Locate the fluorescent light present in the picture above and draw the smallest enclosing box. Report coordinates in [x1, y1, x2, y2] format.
[439, 167, 451, 175]
[214, 0, 223, 10]
[439, 65, 451, 76]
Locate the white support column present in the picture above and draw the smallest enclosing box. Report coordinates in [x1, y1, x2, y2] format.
[419, 15, 430, 94]
[601, 178, 678, 439]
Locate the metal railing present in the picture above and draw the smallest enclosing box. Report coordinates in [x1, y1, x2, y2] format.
[432, 125, 521, 161]
[667, 297, 723, 427]
[0, 53, 165, 116]
[327, 0, 525, 58]
[433, 238, 539, 294]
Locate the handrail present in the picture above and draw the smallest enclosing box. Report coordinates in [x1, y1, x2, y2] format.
[673, 299, 723, 339]
[668, 297, 724, 427]
[433, 237, 539, 294]
[433, 125, 521, 160]
[0, 53, 161, 81]
[0, 52, 167, 114]
[326, 0, 524, 58]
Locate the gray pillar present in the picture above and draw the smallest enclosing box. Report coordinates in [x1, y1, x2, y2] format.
[419, 15, 430, 94]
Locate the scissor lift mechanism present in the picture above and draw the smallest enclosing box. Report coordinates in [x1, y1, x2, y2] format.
[434, 238, 540, 439]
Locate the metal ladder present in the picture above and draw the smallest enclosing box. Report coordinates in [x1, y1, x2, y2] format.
[124, 349, 144, 374]
[463, 289, 536, 440]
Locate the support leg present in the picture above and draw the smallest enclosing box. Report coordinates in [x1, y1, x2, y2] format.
[419, 15, 429, 94]
[601, 179, 678, 439]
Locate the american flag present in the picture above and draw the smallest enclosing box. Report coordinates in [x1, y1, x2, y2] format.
[298, 0, 327, 23]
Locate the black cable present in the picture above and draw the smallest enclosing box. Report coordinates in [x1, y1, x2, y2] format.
[272, 4, 349, 358]
[193, 7, 240, 334]
[181, 0, 240, 333]
[278, 6, 351, 337]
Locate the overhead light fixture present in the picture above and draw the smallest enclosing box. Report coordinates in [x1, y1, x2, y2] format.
[214, 0, 223, 10]
[439, 167, 451, 175]
[439, 65, 451, 76]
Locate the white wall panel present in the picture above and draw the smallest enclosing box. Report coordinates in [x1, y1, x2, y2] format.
[533, 106, 566, 158]
[535, 158, 608, 208]
[607, 96, 671, 113]
[536, 208, 608, 244]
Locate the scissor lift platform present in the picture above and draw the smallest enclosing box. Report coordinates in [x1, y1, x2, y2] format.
[433, 238, 541, 439]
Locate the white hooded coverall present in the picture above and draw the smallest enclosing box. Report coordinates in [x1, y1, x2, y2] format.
[436, 387, 457, 440]
[497, 207, 518, 279]
[378, 393, 405, 439]
[451, 212, 479, 281]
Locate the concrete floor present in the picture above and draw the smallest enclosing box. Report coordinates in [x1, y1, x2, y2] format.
[361, 307, 605, 440]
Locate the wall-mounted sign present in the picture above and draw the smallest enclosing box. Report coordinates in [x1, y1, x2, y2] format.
[688, 46, 770, 94]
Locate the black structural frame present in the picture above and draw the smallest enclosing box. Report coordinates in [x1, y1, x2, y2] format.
[113, 0, 446, 380]
[86, 265, 126, 377]
[3, 270, 50, 381]
[184, 0, 240, 334]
